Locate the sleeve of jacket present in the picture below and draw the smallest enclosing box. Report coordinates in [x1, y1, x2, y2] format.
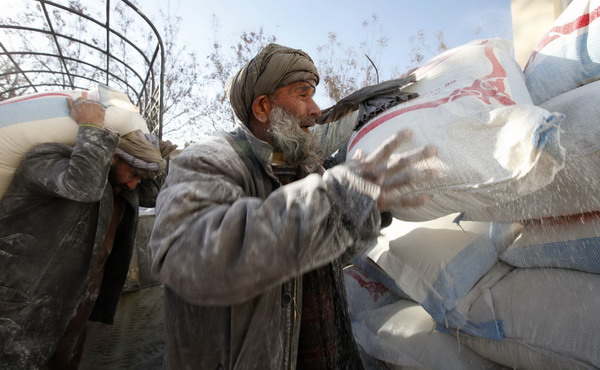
[150, 136, 382, 306]
[312, 111, 358, 158]
[21, 126, 119, 202]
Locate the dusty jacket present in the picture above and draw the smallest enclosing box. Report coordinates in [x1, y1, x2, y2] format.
[0, 126, 157, 369]
[150, 124, 381, 369]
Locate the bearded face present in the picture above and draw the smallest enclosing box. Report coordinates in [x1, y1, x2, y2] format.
[268, 105, 322, 168]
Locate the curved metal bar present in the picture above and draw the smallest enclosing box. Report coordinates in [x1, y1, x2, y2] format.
[0, 52, 142, 100]
[106, 0, 111, 86]
[39, 0, 74, 88]
[0, 26, 147, 87]
[0, 42, 38, 93]
[0, 69, 137, 96]
[118, 0, 166, 138]
[38, 0, 155, 68]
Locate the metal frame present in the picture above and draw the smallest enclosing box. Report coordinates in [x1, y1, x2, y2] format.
[0, 0, 165, 138]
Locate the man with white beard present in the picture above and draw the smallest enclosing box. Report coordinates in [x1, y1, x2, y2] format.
[149, 43, 435, 369]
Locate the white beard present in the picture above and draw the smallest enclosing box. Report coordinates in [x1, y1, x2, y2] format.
[268, 105, 322, 168]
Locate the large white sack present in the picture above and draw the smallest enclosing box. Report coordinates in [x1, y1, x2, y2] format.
[344, 263, 500, 368]
[365, 214, 521, 332]
[347, 38, 565, 222]
[456, 268, 600, 369]
[350, 299, 503, 370]
[500, 211, 600, 273]
[0, 84, 149, 198]
[464, 80, 600, 222]
[524, 0, 600, 105]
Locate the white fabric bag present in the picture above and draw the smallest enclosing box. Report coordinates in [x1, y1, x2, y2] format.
[457, 268, 600, 369]
[351, 299, 503, 370]
[524, 0, 600, 105]
[347, 39, 565, 222]
[464, 80, 600, 222]
[500, 212, 600, 273]
[365, 214, 521, 331]
[0, 84, 149, 198]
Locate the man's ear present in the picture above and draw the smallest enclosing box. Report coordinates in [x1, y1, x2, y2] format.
[111, 153, 119, 165]
[251, 95, 271, 124]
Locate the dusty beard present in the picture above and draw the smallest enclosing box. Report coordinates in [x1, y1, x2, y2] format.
[268, 105, 323, 168]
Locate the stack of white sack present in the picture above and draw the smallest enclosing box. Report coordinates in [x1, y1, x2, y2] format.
[345, 1, 600, 369]
[347, 214, 600, 369]
[450, 2, 600, 365]
[450, 213, 600, 369]
[346, 38, 565, 222]
[344, 213, 519, 369]
[0, 84, 150, 198]
[343, 262, 504, 370]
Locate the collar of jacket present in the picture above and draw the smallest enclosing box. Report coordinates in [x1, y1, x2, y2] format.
[235, 124, 273, 162]
[231, 124, 280, 182]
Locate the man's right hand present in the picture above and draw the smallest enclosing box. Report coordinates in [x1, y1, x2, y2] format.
[346, 129, 437, 212]
[66, 97, 105, 126]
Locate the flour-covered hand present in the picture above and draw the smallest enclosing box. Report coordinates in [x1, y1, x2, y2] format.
[67, 97, 105, 126]
[347, 129, 437, 211]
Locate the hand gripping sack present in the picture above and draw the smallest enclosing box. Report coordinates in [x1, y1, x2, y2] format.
[347, 38, 565, 222]
[0, 84, 149, 198]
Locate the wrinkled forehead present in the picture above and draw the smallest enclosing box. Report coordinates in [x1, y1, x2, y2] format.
[272, 81, 316, 97]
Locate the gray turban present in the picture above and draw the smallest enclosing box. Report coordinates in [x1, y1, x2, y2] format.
[115, 130, 165, 173]
[226, 43, 320, 125]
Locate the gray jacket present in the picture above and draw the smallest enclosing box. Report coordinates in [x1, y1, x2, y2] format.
[150, 124, 381, 369]
[0, 126, 157, 369]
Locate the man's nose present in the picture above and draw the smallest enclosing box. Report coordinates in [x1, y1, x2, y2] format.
[308, 98, 321, 119]
[126, 178, 140, 190]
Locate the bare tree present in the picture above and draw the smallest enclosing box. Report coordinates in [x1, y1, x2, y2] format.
[316, 14, 389, 102]
[190, 13, 395, 139]
[406, 29, 448, 70]
[184, 16, 277, 137]
[152, 8, 205, 140]
[0, 59, 27, 99]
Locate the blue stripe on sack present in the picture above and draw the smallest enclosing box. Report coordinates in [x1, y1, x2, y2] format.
[421, 238, 495, 321]
[526, 32, 600, 104]
[421, 223, 515, 322]
[576, 32, 600, 73]
[501, 237, 600, 273]
[0, 97, 69, 129]
[532, 113, 565, 163]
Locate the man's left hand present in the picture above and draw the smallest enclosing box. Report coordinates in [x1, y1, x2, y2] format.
[67, 97, 105, 126]
[159, 139, 178, 158]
